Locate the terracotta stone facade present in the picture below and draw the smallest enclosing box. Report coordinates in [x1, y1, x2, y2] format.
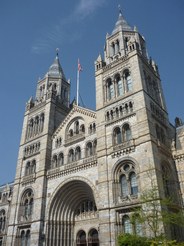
[0, 8, 184, 246]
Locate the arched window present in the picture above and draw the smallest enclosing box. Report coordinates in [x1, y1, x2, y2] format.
[79, 231, 86, 245]
[129, 102, 133, 112]
[75, 147, 81, 161]
[26, 162, 31, 176]
[117, 40, 120, 52]
[135, 216, 143, 236]
[21, 231, 25, 246]
[53, 155, 58, 168]
[107, 79, 114, 100]
[113, 127, 122, 145]
[121, 175, 128, 196]
[123, 216, 132, 234]
[26, 230, 30, 246]
[86, 142, 93, 157]
[117, 77, 123, 96]
[75, 121, 79, 134]
[58, 153, 64, 165]
[160, 129, 165, 144]
[90, 124, 93, 134]
[162, 165, 170, 197]
[30, 198, 33, 216]
[69, 129, 73, 137]
[19, 190, 34, 221]
[130, 172, 138, 195]
[31, 160, 36, 173]
[123, 124, 131, 141]
[68, 149, 74, 162]
[120, 106, 123, 116]
[125, 72, 132, 91]
[112, 43, 115, 55]
[24, 200, 28, 217]
[81, 124, 85, 133]
[93, 140, 97, 155]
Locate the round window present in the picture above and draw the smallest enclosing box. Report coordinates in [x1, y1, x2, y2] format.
[124, 164, 130, 172]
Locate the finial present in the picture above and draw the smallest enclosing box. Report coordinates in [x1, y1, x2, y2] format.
[118, 5, 121, 13]
[56, 48, 59, 56]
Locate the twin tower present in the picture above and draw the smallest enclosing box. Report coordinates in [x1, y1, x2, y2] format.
[1, 7, 184, 246]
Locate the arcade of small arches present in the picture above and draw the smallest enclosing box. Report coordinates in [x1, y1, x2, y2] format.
[24, 141, 40, 157]
[26, 113, 44, 140]
[150, 102, 166, 123]
[67, 120, 85, 139]
[143, 70, 161, 105]
[20, 230, 31, 246]
[113, 124, 132, 145]
[104, 70, 132, 102]
[106, 101, 133, 122]
[111, 39, 120, 56]
[51, 140, 97, 168]
[76, 229, 99, 246]
[117, 213, 143, 236]
[155, 124, 165, 145]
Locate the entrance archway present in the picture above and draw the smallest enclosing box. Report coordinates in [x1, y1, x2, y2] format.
[46, 179, 98, 246]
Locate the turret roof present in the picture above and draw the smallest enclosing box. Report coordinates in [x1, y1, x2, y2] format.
[45, 52, 66, 80]
[112, 8, 132, 35]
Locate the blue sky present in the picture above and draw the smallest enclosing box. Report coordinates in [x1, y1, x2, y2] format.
[0, 0, 184, 185]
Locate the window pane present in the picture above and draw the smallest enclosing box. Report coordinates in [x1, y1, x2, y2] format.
[21, 232, 25, 246]
[135, 218, 142, 236]
[110, 84, 114, 99]
[121, 175, 128, 196]
[118, 79, 123, 95]
[30, 199, 33, 215]
[127, 74, 132, 91]
[27, 231, 30, 246]
[124, 216, 132, 234]
[130, 172, 138, 195]
[25, 201, 28, 216]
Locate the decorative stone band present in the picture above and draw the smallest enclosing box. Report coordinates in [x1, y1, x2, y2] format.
[112, 139, 135, 158]
[47, 155, 97, 180]
[22, 173, 36, 186]
[65, 133, 85, 146]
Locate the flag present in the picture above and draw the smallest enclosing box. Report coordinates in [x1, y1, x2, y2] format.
[78, 59, 82, 71]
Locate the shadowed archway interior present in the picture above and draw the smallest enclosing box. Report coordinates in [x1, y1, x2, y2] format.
[46, 180, 98, 246]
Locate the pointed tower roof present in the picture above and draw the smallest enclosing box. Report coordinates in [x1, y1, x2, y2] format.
[112, 5, 132, 35]
[45, 49, 66, 80]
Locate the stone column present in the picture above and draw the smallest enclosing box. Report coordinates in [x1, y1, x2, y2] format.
[49, 221, 53, 246]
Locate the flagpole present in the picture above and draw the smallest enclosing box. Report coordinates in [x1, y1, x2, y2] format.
[77, 64, 79, 106]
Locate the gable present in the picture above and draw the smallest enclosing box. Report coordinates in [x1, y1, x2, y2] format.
[52, 105, 96, 144]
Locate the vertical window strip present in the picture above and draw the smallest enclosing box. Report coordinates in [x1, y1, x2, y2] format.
[121, 175, 129, 196]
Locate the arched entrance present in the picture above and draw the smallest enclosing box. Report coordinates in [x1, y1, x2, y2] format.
[88, 229, 99, 246]
[76, 231, 87, 246]
[46, 180, 99, 246]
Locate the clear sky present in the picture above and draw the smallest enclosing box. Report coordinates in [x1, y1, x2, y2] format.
[0, 0, 184, 185]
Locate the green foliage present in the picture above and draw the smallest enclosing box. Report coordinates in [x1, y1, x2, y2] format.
[117, 233, 150, 246]
[118, 234, 184, 246]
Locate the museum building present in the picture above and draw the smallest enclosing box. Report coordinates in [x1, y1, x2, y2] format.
[1, 6, 184, 246]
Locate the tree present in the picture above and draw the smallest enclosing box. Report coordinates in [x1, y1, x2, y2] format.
[132, 165, 184, 242]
